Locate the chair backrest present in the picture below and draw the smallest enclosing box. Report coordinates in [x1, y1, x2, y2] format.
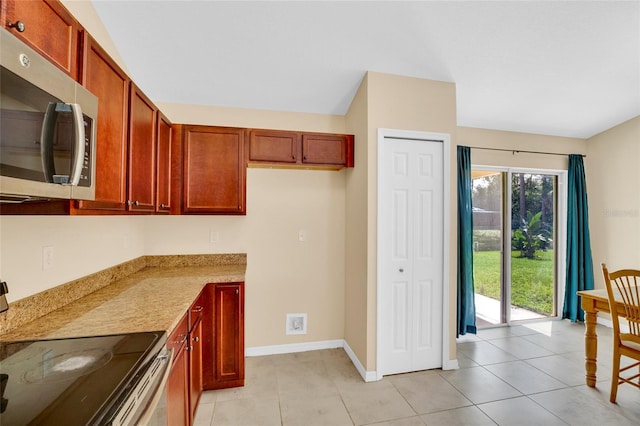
[602, 263, 640, 340]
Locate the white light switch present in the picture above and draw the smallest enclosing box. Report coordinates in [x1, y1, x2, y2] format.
[209, 230, 219, 243]
[298, 229, 307, 242]
[42, 246, 54, 270]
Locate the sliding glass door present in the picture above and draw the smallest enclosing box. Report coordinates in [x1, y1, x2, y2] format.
[472, 168, 560, 326]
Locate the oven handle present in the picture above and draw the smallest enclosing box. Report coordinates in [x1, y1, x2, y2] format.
[134, 347, 173, 425]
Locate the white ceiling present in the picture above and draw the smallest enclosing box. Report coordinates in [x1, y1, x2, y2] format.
[91, 1, 640, 139]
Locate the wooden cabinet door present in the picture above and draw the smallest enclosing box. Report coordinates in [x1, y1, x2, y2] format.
[75, 35, 129, 212]
[127, 83, 157, 212]
[156, 112, 172, 213]
[302, 133, 353, 166]
[211, 282, 245, 389]
[249, 129, 298, 164]
[1, 0, 80, 78]
[166, 344, 189, 426]
[189, 316, 203, 422]
[182, 126, 246, 214]
[166, 313, 189, 426]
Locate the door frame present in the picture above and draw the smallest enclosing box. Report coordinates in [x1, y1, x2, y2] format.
[471, 165, 568, 325]
[376, 128, 454, 380]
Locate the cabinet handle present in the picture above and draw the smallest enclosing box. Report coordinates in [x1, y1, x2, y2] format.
[8, 21, 25, 32]
[127, 200, 140, 207]
[192, 306, 203, 313]
[235, 288, 239, 295]
[160, 203, 167, 209]
[238, 205, 242, 210]
[193, 336, 199, 343]
[303, 156, 307, 161]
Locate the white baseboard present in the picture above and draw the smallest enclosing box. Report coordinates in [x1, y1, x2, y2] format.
[342, 340, 378, 382]
[246, 339, 457, 381]
[245, 339, 343, 357]
[443, 358, 460, 370]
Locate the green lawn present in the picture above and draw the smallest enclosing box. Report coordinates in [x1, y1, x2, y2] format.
[473, 250, 555, 316]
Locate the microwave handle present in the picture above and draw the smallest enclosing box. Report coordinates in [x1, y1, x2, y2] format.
[40, 102, 85, 185]
[40, 102, 57, 183]
[68, 103, 86, 186]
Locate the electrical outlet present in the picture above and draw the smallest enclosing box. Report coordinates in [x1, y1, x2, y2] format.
[209, 230, 219, 243]
[42, 246, 54, 270]
[298, 229, 307, 242]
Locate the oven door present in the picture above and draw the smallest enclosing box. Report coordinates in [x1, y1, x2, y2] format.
[111, 347, 173, 426]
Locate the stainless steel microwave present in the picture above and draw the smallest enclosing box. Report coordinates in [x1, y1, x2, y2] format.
[0, 27, 98, 203]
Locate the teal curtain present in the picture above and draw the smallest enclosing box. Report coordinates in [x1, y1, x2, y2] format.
[457, 146, 476, 336]
[563, 154, 594, 322]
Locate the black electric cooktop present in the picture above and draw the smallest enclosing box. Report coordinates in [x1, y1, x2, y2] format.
[0, 331, 165, 425]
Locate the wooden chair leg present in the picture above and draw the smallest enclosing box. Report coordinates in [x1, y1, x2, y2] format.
[611, 350, 621, 403]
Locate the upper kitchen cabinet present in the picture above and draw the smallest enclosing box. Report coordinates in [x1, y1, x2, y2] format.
[176, 125, 246, 215]
[127, 83, 157, 212]
[302, 133, 354, 168]
[248, 129, 354, 170]
[74, 34, 130, 212]
[1, 0, 81, 79]
[156, 112, 172, 214]
[248, 129, 298, 164]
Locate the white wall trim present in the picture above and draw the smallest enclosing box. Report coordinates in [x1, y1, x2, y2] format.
[245, 339, 343, 357]
[376, 128, 454, 378]
[442, 358, 460, 370]
[343, 339, 378, 382]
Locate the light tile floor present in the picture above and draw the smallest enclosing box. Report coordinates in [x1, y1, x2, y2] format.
[194, 320, 640, 425]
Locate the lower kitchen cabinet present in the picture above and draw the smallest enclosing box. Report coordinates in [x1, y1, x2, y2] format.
[188, 292, 205, 423]
[204, 282, 245, 390]
[167, 283, 244, 424]
[166, 313, 189, 426]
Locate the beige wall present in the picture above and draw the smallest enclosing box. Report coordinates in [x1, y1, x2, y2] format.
[344, 72, 458, 372]
[144, 167, 347, 348]
[0, 216, 145, 302]
[587, 116, 640, 289]
[344, 75, 369, 366]
[458, 127, 587, 170]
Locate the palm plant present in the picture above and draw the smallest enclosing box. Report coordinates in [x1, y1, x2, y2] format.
[512, 211, 551, 259]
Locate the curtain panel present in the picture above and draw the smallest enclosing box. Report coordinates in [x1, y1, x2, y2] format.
[457, 145, 476, 336]
[563, 154, 594, 322]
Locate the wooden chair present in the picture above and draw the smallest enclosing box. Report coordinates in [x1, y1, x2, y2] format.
[601, 263, 640, 402]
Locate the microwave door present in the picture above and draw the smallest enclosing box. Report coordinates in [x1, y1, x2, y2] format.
[40, 102, 85, 186]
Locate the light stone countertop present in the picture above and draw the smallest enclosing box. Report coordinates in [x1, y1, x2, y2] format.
[0, 260, 246, 342]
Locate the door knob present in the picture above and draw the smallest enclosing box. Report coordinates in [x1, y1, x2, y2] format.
[399, 268, 404, 273]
